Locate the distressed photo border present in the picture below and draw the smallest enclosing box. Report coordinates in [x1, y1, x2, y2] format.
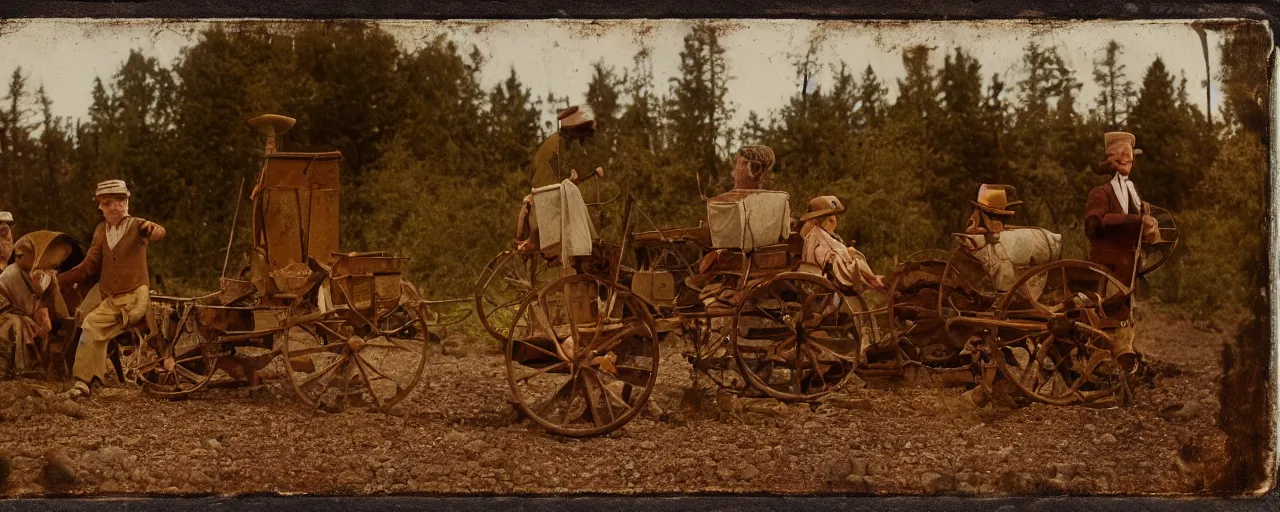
[0, 0, 1275, 510]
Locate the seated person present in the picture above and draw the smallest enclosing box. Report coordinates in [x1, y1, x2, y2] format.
[799, 196, 886, 293]
[0, 234, 57, 377]
[516, 105, 599, 254]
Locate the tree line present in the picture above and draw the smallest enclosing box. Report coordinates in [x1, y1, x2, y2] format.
[0, 21, 1268, 317]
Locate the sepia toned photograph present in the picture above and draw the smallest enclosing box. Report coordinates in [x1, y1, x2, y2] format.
[0, 16, 1273, 500]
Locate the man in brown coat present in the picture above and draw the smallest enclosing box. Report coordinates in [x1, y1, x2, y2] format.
[59, 180, 166, 398]
[1084, 132, 1159, 300]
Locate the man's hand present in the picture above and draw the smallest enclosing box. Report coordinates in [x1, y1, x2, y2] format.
[34, 308, 51, 338]
[139, 221, 166, 241]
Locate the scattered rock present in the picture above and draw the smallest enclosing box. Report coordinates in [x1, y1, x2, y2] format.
[443, 430, 468, 444]
[922, 472, 956, 493]
[203, 438, 223, 450]
[41, 449, 79, 489]
[1052, 463, 1078, 481]
[739, 464, 760, 481]
[1099, 433, 1118, 444]
[32, 387, 56, 399]
[50, 400, 85, 419]
[639, 441, 657, 450]
[463, 439, 489, 455]
[0, 454, 10, 488]
[715, 461, 735, 480]
[1084, 423, 1097, 432]
[827, 459, 854, 483]
[1159, 401, 1203, 423]
[851, 459, 868, 478]
[478, 449, 506, 468]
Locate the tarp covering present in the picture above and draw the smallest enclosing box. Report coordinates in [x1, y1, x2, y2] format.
[707, 190, 791, 250]
[953, 227, 1062, 292]
[532, 179, 597, 259]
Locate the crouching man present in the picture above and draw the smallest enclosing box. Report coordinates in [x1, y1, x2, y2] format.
[59, 180, 166, 398]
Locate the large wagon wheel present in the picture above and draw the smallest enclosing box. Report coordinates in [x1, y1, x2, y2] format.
[475, 250, 557, 343]
[134, 302, 223, 399]
[983, 261, 1135, 407]
[505, 274, 660, 437]
[280, 304, 432, 412]
[731, 272, 863, 401]
[884, 250, 953, 367]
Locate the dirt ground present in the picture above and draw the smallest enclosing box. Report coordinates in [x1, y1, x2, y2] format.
[0, 304, 1235, 497]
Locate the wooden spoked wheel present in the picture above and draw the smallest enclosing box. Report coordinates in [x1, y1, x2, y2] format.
[505, 274, 660, 437]
[731, 272, 863, 401]
[683, 316, 744, 390]
[884, 252, 954, 367]
[280, 305, 432, 412]
[984, 261, 1136, 407]
[134, 301, 223, 399]
[475, 250, 557, 344]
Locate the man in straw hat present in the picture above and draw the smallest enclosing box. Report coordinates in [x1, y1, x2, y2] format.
[799, 196, 886, 293]
[58, 179, 166, 398]
[0, 211, 14, 270]
[1084, 133, 1159, 294]
[516, 105, 604, 253]
[964, 184, 1022, 237]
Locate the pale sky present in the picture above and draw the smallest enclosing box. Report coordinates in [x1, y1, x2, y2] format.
[0, 19, 1238, 131]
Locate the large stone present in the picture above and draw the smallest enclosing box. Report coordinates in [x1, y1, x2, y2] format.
[42, 449, 79, 489]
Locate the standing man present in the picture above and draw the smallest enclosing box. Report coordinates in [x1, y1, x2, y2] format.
[58, 180, 166, 398]
[516, 105, 603, 253]
[0, 211, 14, 270]
[1084, 132, 1160, 307]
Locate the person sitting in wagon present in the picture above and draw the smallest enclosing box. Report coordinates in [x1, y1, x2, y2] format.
[0, 234, 58, 377]
[58, 179, 167, 399]
[798, 196, 886, 293]
[515, 105, 604, 257]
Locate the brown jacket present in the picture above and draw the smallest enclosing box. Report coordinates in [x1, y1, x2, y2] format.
[1084, 180, 1143, 288]
[59, 217, 153, 297]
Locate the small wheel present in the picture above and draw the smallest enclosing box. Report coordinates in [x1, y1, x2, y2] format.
[136, 302, 220, 399]
[884, 253, 949, 364]
[731, 272, 863, 401]
[475, 250, 557, 343]
[282, 307, 431, 412]
[1138, 204, 1178, 278]
[505, 274, 659, 437]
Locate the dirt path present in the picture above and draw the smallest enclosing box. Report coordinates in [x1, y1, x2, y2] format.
[0, 306, 1232, 496]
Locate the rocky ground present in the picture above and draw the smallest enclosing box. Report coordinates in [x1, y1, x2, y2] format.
[0, 304, 1235, 497]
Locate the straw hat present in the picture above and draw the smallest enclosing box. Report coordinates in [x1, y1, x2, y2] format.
[94, 179, 130, 199]
[970, 184, 1023, 216]
[800, 195, 846, 222]
[1104, 131, 1143, 156]
[558, 105, 596, 132]
[0, 211, 11, 223]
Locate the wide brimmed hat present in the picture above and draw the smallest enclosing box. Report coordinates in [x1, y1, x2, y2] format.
[94, 179, 130, 199]
[970, 184, 1022, 216]
[800, 195, 846, 222]
[0, 211, 11, 223]
[15, 231, 84, 272]
[1104, 131, 1143, 156]
[558, 105, 596, 132]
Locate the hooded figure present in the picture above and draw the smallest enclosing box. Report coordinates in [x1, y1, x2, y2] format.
[799, 196, 886, 293]
[0, 231, 78, 376]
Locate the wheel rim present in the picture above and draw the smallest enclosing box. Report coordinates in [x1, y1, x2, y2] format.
[731, 272, 862, 401]
[505, 274, 660, 437]
[475, 251, 556, 343]
[282, 306, 431, 412]
[136, 302, 220, 398]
